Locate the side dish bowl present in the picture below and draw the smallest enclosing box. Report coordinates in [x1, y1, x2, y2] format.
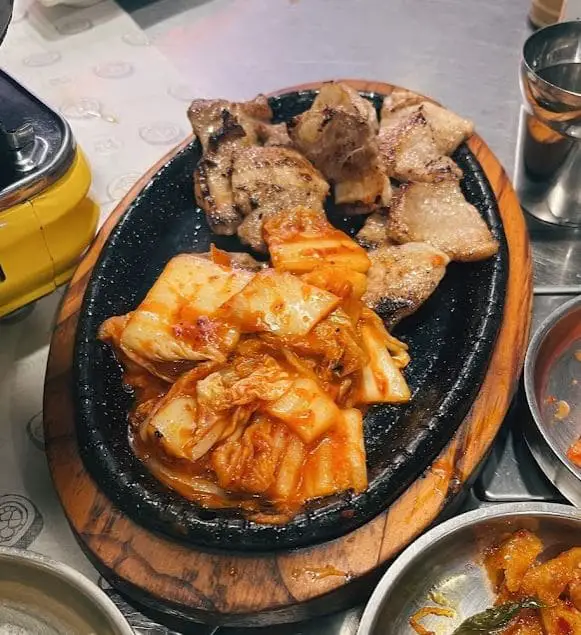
[0, 547, 133, 635]
[357, 502, 581, 635]
[524, 294, 581, 505]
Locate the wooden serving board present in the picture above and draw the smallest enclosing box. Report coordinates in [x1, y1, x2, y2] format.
[43, 80, 532, 627]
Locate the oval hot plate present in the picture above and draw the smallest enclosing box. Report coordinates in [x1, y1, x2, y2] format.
[73, 87, 507, 552]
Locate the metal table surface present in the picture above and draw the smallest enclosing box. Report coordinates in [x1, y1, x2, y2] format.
[2, 1, 580, 633]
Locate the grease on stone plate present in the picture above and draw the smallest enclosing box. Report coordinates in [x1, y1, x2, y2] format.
[291, 565, 351, 581]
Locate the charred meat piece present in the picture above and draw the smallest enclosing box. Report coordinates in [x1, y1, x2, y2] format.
[225, 251, 267, 271]
[188, 96, 271, 153]
[231, 146, 329, 252]
[236, 210, 265, 254]
[363, 243, 449, 326]
[188, 96, 272, 235]
[386, 181, 499, 261]
[289, 82, 391, 210]
[289, 82, 378, 181]
[356, 212, 391, 250]
[194, 154, 242, 235]
[257, 122, 293, 147]
[378, 107, 462, 183]
[334, 163, 393, 213]
[232, 146, 328, 217]
[383, 88, 474, 155]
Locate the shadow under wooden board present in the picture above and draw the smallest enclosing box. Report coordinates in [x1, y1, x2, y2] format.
[43, 80, 532, 627]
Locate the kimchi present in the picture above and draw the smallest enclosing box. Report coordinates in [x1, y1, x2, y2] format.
[99, 208, 411, 522]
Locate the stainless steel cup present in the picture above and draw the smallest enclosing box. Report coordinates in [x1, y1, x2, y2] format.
[516, 20, 581, 226]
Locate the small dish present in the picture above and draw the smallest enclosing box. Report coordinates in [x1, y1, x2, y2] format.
[0, 546, 133, 635]
[524, 294, 581, 505]
[357, 502, 581, 635]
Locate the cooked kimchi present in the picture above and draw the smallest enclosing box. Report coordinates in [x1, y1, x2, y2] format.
[99, 208, 411, 522]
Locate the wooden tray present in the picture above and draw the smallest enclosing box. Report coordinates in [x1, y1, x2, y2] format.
[43, 80, 532, 627]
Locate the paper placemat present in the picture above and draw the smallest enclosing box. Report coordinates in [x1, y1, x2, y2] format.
[0, 1, 208, 631]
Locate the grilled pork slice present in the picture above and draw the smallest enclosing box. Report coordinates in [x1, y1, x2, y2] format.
[386, 181, 499, 262]
[188, 96, 272, 235]
[378, 107, 462, 183]
[236, 210, 265, 254]
[188, 96, 271, 153]
[231, 146, 329, 252]
[362, 243, 449, 326]
[383, 88, 474, 155]
[356, 212, 391, 250]
[257, 121, 293, 147]
[334, 163, 393, 212]
[289, 82, 391, 210]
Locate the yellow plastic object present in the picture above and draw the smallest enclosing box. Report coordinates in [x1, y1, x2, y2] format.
[0, 149, 98, 317]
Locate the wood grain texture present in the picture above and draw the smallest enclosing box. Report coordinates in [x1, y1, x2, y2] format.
[43, 80, 533, 627]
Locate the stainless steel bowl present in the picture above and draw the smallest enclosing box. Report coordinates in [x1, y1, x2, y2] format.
[0, 547, 133, 634]
[357, 502, 581, 635]
[524, 294, 581, 504]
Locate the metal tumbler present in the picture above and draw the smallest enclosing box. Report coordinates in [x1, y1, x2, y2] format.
[516, 20, 581, 227]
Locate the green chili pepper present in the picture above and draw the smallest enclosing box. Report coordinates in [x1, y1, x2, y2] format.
[451, 598, 544, 634]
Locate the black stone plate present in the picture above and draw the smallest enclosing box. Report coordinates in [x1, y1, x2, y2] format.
[74, 89, 508, 552]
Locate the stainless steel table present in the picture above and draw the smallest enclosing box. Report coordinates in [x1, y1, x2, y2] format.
[3, 1, 579, 633]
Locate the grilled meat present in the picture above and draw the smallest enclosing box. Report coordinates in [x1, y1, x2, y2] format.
[386, 181, 499, 261]
[383, 88, 474, 155]
[188, 96, 272, 235]
[200, 250, 267, 272]
[236, 210, 265, 253]
[188, 97, 272, 154]
[289, 82, 391, 211]
[363, 243, 449, 326]
[378, 107, 462, 183]
[356, 212, 391, 250]
[334, 163, 393, 213]
[231, 146, 329, 252]
[377, 88, 474, 184]
[257, 122, 293, 147]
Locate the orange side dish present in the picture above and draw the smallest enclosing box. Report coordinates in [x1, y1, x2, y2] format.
[567, 438, 581, 468]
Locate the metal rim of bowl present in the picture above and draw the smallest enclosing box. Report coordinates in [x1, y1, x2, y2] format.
[522, 20, 581, 99]
[524, 294, 581, 501]
[0, 546, 133, 635]
[357, 501, 580, 635]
